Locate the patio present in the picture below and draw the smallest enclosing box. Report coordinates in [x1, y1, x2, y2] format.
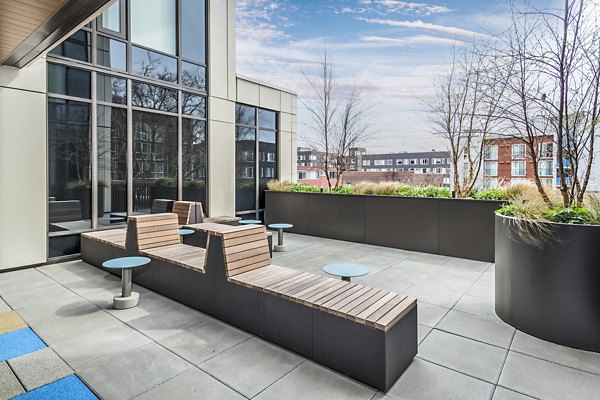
[0, 233, 599, 400]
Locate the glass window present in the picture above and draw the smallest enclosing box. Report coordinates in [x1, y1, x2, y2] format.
[48, 98, 92, 233]
[181, 0, 206, 63]
[236, 104, 256, 126]
[512, 143, 526, 159]
[182, 61, 206, 90]
[538, 160, 553, 176]
[48, 64, 91, 99]
[421, 158, 428, 164]
[363, 160, 371, 166]
[49, 30, 90, 62]
[97, 106, 128, 227]
[387, 159, 393, 165]
[131, 81, 177, 112]
[132, 46, 177, 83]
[100, 0, 121, 32]
[182, 119, 207, 203]
[131, 0, 176, 55]
[540, 142, 553, 158]
[484, 162, 498, 176]
[182, 93, 206, 117]
[258, 109, 277, 129]
[484, 178, 498, 188]
[236, 126, 256, 213]
[132, 111, 178, 213]
[97, 36, 127, 71]
[259, 129, 277, 209]
[540, 178, 554, 186]
[97, 74, 126, 105]
[484, 145, 498, 160]
[512, 161, 526, 176]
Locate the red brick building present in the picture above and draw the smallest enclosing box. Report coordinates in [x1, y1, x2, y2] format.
[482, 136, 554, 187]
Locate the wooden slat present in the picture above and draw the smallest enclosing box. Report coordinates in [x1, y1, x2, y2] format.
[232, 265, 285, 282]
[132, 213, 175, 222]
[222, 233, 266, 247]
[227, 252, 270, 272]
[365, 295, 407, 328]
[325, 286, 372, 314]
[354, 292, 399, 323]
[137, 223, 180, 234]
[374, 297, 417, 331]
[225, 239, 269, 256]
[345, 289, 389, 318]
[227, 259, 271, 277]
[264, 273, 312, 293]
[239, 269, 301, 289]
[293, 278, 339, 303]
[306, 281, 353, 306]
[334, 288, 382, 317]
[220, 226, 265, 239]
[225, 244, 269, 262]
[278, 275, 326, 298]
[316, 284, 363, 310]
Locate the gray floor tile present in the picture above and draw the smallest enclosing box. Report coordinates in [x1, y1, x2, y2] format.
[77, 342, 191, 400]
[386, 358, 494, 400]
[2, 283, 77, 310]
[17, 296, 98, 327]
[453, 294, 500, 320]
[418, 324, 432, 344]
[0, 298, 10, 312]
[359, 273, 413, 293]
[417, 301, 449, 327]
[499, 352, 600, 400]
[492, 386, 536, 400]
[134, 368, 245, 400]
[200, 337, 303, 398]
[0, 362, 24, 400]
[511, 331, 600, 375]
[418, 329, 508, 383]
[437, 310, 515, 348]
[465, 281, 495, 301]
[158, 319, 251, 365]
[403, 283, 462, 309]
[254, 361, 375, 400]
[0, 269, 55, 296]
[8, 348, 73, 391]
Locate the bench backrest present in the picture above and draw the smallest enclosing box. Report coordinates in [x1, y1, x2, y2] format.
[172, 201, 204, 225]
[127, 213, 181, 252]
[49, 200, 82, 223]
[219, 225, 271, 277]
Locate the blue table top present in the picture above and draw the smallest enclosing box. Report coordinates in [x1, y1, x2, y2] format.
[179, 228, 195, 235]
[268, 223, 293, 229]
[323, 263, 369, 278]
[102, 256, 151, 269]
[239, 219, 262, 224]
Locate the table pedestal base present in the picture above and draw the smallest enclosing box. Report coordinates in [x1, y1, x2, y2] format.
[113, 292, 139, 309]
[274, 244, 287, 252]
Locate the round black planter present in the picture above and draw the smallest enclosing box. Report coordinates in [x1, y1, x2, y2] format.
[495, 214, 600, 353]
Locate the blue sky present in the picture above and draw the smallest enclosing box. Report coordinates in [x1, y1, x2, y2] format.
[235, 0, 558, 152]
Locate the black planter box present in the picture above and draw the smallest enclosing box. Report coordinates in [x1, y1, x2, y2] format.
[265, 191, 502, 262]
[495, 214, 600, 353]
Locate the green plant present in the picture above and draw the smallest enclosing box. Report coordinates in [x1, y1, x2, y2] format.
[413, 186, 452, 198]
[472, 188, 508, 200]
[153, 178, 177, 187]
[289, 184, 321, 193]
[266, 180, 295, 191]
[66, 180, 108, 189]
[584, 194, 600, 224]
[333, 184, 354, 194]
[183, 180, 205, 188]
[395, 184, 416, 197]
[544, 207, 593, 225]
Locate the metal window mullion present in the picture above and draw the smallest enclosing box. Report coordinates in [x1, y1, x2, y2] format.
[178, 90, 183, 200]
[255, 110, 260, 219]
[127, 78, 133, 215]
[91, 71, 98, 230]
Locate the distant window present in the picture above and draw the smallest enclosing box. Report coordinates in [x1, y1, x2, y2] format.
[540, 178, 553, 186]
[421, 158, 428, 164]
[512, 161, 526, 176]
[309, 155, 317, 161]
[484, 145, 498, 160]
[538, 160, 552, 176]
[433, 158, 442, 164]
[539, 142, 553, 158]
[386, 159, 393, 165]
[511, 178, 526, 185]
[374, 160, 385, 166]
[363, 160, 371, 166]
[396, 159, 404, 165]
[410, 159, 417, 165]
[512, 144, 526, 160]
[484, 178, 499, 188]
[484, 162, 498, 177]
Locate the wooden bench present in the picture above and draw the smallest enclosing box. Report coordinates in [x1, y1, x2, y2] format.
[184, 222, 273, 256]
[81, 229, 128, 267]
[49, 200, 82, 223]
[208, 226, 417, 391]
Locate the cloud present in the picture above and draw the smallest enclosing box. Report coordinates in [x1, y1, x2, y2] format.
[357, 17, 492, 39]
[360, 34, 461, 46]
[236, 0, 296, 42]
[344, 1, 452, 16]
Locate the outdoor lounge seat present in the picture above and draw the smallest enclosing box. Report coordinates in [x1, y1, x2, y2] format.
[81, 229, 128, 267]
[207, 225, 417, 391]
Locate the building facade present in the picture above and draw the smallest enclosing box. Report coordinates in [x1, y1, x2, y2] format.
[0, 0, 297, 270]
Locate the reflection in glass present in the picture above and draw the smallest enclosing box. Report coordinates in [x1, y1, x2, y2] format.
[259, 130, 277, 208]
[235, 104, 256, 126]
[182, 61, 206, 90]
[235, 126, 256, 212]
[97, 74, 126, 105]
[182, 119, 207, 204]
[181, 0, 206, 63]
[258, 109, 277, 129]
[132, 46, 177, 83]
[101, 0, 121, 32]
[182, 93, 206, 117]
[97, 36, 126, 71]
[132, 111, 178, 213]
[48, 98, 92, 233]
[131, 81, 177, 112]
[49, 30, 90, 62]
[131, 0, 176, 55]
[97, 106, 127, 226]
[48, 64, 91, 99]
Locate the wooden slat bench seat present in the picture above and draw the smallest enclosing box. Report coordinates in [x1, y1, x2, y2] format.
[185, 222, 273, 257]
[139, 243, 206, 272]
[81, 228, 128, 267]
[203, 215, 242, 224]
[81, 229, 126, 249]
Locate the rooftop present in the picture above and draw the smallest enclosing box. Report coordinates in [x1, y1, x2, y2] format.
[1, 233, 598, 400]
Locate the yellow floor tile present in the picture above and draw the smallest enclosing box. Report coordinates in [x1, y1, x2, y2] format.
[0, 311, 28, 335]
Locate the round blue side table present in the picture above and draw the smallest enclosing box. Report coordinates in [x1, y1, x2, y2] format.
[239, 219, 262, 225]
[179, 228, 195, 236]
[268, 223, 294, 252]
[102, 256, 151, 309]
[323, 263, 369, 282]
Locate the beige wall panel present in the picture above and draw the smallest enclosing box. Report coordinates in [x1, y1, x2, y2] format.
[291, 94, 297, 114]
[0, 59, 46, 92]
[259, 85, 281, 110]
[291, 131, 298, 182]
[280, 92, 292, 114]
[208, 0, 229, 99]
[237, 78, 259, 105]
[227, 0, 236, 100]
[207, 120, 235, 216]
[291, 113, 297, 134]
[278, 130, 294, 182]
[279, 112, 292, 133]
[208, 96, 235, 124]
[0, 87, 47, 269]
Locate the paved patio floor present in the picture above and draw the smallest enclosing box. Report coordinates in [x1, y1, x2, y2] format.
[0, 233, 599, 400]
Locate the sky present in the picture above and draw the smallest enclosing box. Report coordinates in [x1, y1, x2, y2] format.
[234, 0, 558, 153]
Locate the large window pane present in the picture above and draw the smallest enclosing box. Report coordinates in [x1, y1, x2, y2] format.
[132, 111, 178, 213]
[182, 93, 206, 117]
[131, 0, 176, 55]
[48, 98, 92, 233]
[48, 64, 91, 99]
[132, 81, 177, 112]
[258, 109, 277, 129]
[259, 129, 277, 209]
[97, 36, 127, 72]
[182, 61, 206, 90]
[236, 126, 256, 212]
[182, 119, 207, 204]
[100, 0, 121, 32]
[97, 74, 126, 105]
[235, 104, 256, 126]
[97, 106, 128, 226]
[49, 30, 90, 62]
[132, 46, 177, 83]
[181, 0, 206, 63]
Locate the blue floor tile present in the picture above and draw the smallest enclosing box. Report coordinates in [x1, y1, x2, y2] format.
[13, 374, 98, 400]
[0, 328, 46, 362]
